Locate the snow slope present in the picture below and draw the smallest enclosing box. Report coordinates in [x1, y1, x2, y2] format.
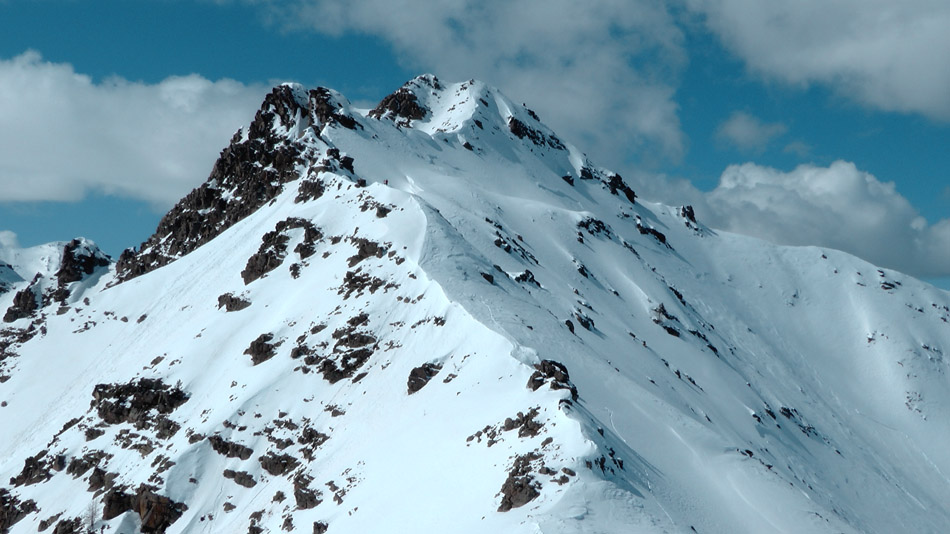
[1, 76, 949, 534]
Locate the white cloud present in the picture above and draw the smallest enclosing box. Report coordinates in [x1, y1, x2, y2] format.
[258, 0, 688, 167]
[696, 161, 950, 278]
[782, 141, 811, 158]
[0, 51, 268, 208]
[688, 0, 950, 120]
[714, 111, 786, 153]
[0, 231, 19, 250]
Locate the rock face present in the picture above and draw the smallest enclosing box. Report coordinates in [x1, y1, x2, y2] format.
[242, 218, 322, 285]
[497, 453, 541, 512]
[368, 74, 440, 125]
[217, 293, 251, 312]
[406, 362, 442, 394]
[526, 360, 577, 401]
[92, 379, 189, 439]
[370, 88, 429, 124]
[244, 333, 278, 365]
[99, 486, 186, 533]
[0, 488, 36, 532]
[2, 286, 39, 323]
[55, 239, 111, 286]
[114, 85, 352, 283]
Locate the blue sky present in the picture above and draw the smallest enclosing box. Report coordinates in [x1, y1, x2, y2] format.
[1, 1, 948, 287]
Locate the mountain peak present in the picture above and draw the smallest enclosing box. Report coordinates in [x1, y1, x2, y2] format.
[113, 75, 635, 283]
[7, 76, 947, 533]
[368, 73, 444, 125]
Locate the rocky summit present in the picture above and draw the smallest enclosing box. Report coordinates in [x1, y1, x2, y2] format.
[1, 75, 949, 533]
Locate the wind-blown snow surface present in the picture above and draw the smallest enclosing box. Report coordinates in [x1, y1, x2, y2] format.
[2, 75, 950, 533]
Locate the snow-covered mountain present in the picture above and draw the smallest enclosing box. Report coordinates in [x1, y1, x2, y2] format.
[2, 75, 949, 534]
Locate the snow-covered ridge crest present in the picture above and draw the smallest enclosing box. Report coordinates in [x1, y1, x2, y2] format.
[113, 75, 637, 284]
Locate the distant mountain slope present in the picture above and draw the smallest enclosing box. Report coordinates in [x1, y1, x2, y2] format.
[1, 76, 948, 534]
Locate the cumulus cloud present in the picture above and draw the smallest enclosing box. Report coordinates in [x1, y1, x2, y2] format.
[0, 51, 267, 207]
[714, 111, 786, 153]
[688, 0, 950, 120]
[0, 231, 19, 250]
[256, 0, 688, 167]
[698, 161, 950, 278]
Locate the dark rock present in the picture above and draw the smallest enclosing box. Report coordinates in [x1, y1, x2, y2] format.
[102, 488, 134, 520]
[290, 345, 312, 360]
[259, 452, 300, 477]
[51, 517, 81, 534]
[244, 333, 277, 365]
[637, 219, 669, 246]
[217, 293, 251, 312]
[502, 407, 543, 438]
[294, 474, 322, 509]
[250, 85, 306, 139]
[527, 360, 578, 401]
[407, 362, 443, 394]
[91, 378, 189, 438]
[87, 467, 117, 493]
[654, 303, 672, 321]
[297, 427, 330, 448]
[0, 488, 37, 532]
[9, 450, 53, 486]
[242, 218, 322, 284]
[572, 310, 594, 331]
[576, 263, 590, 278]
[338, 269, 390, 299]
[507, 117, 565, 150]
[55, 238, 110, 286]
[680, 205, 696, 223]
[3, 285, 39, 323]
[369, 78, 433, 125]
[514, 270, 540, 286]
[295, 178, 325, 203]
[561, 175, 574, 186]
[345, 237, 386, 267]
[497, 453, 541, 512]
[481, 272, 494, 284]
[84, 427, 106, 441]
[313, 521, 329, 534]
[135, 485, 187, 533]
[318, 348, 373, 384]
[223, 469, 257, 488]
[67, 450, 109, 478]
[114, 85, 319, 283]
[604, 173, 636, 204]
[208, 435, 254, 460]
[308, 87, 359, 131]
[577, 217, 610, 238]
